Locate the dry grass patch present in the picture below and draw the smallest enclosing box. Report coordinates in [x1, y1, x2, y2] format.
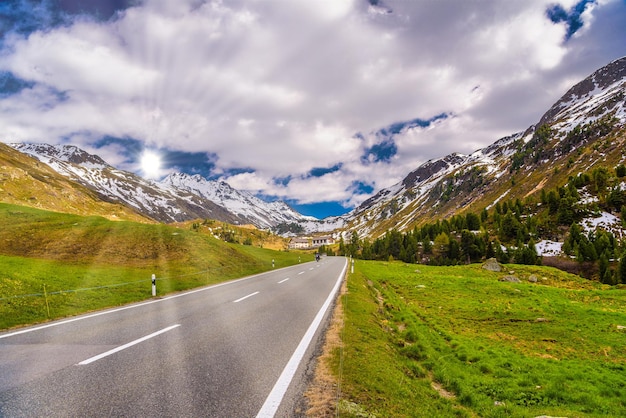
[304, 279, 347, 417]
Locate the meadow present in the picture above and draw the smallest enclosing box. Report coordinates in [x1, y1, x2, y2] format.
[333, 260, 626, 417]
[0, 203, 304, 329]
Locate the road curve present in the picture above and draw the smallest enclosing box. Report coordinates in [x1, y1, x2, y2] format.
[0, 256, 347, 417]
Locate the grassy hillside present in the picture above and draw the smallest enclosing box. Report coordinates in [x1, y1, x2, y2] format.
[331, 260, 626, 417]
[176, 219, 291, 251]
[0, 203, 304, 330]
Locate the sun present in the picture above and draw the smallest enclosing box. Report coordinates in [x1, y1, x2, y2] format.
[140, 150, 162, 179]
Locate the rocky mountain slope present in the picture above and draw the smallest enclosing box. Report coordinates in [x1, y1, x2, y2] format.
[0, 142, 149, 222]
[8, 143, 312, 228]
[10, 143, 239, 224]
[160, 173, 313, 228]
[327, 56, 626, 240]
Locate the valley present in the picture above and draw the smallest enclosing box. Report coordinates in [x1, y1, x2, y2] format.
[1, 56, 626, 417]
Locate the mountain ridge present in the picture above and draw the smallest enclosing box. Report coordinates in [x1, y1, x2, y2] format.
[329, 56, 626, 240]
[0, 142, 150, 222]
[8, 143, 314, 229]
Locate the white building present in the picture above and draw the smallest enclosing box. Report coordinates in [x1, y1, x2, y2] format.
[311, 235, 334, 247]
[288, 237, 310, 249]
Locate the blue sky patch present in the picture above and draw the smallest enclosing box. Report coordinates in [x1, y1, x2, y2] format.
[378, 113, 450, 137]
[55, 0, 135, 20]
[163, 149, 218, 179]
[350, 181, 374, 195]
[0, 71, 34, 97]
[1, 0, 133, 43]
[94, 136, 142, 158]
[307, 163, 343, 178]
[547, 0, 597, 40]
[361, 139, 397, 164]
[273, 175, 292, 187]
[361, 113, 451, 164]
[288, 200, 350, 219]
[1, 0, 67, 38]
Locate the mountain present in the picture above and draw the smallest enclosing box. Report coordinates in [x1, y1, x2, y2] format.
[8, 143, 313, 228]
[0, 142, 149, 222]
[160, 173, 314, 228]
[9, 143, 242, 224]
[330, 56, 626, 239]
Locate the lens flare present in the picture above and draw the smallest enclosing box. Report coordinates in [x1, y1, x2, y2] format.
[140, 150, 162, 179]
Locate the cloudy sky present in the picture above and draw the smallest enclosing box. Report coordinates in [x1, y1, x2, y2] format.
[1, 0, 625, 218]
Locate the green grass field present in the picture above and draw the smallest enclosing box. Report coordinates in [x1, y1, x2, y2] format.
[0, 203, 305, 329]
[334, 260, 626, 417]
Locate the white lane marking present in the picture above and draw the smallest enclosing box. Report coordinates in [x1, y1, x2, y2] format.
[297, 271, 305, 275]
[278, 278, 290, 284]
[234, 291, 259, 303]
[77, 324, 180, 366]
[256, 258, 348, 418]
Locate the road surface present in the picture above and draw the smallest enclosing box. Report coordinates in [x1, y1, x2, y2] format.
[0, 256, 347, 417]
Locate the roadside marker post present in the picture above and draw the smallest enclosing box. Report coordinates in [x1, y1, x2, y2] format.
[43, 284, 51, 318]
[151, 274, 156, 297]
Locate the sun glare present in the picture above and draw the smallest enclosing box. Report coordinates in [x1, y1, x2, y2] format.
[140, 150, 162, 179]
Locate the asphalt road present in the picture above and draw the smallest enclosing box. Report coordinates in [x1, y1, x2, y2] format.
[0, 256, 347, 417]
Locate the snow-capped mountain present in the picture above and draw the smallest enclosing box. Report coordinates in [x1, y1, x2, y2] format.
[539, 56, 626, 130]
[10, 143, 242, 224]
[328, 56, 626, 239]
[160, 172, 314, 228]
[9, 143, 315, 228]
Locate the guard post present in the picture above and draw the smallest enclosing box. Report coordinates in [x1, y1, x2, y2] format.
[151, 274, 156, 296]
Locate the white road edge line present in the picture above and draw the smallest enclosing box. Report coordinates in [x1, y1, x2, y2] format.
[234, 291, 259, 303]
[77, 324, 180, 366]
[278, 278, 290, 284]
[255, 258, 347, 418]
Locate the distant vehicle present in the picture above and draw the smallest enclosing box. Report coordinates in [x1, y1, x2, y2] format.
[315, 253, 320, 262]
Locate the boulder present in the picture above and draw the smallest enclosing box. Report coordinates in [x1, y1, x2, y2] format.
[482, 258, 503, 272]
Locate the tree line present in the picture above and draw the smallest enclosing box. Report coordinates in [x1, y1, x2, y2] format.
[335, 164, 626, 284]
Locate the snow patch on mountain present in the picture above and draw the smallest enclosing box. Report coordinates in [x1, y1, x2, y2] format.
[160, 172, 315, 229]
[581, 211, 625, 240]
[535, 240, 563, 257]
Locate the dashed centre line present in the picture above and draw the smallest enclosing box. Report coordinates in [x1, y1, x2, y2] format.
[77, 324, 180, 366]
[297, 271, 305, 275]
[278, 278, 290, 284]
[233, 291, 260, 303]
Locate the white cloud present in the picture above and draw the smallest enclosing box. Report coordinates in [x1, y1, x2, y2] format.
[0, 0, 625, 213]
